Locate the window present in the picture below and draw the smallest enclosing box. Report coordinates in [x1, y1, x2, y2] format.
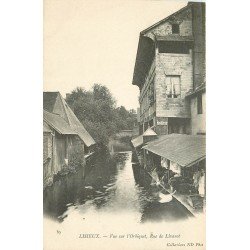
[165, 76, 181, 98]
[197, 94, 203, 114]
[172, 24, 180, 34]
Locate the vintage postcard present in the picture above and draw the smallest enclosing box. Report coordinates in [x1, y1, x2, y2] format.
[43, 0, 206, 249]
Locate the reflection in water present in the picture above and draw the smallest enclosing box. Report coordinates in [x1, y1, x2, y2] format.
[43, 151, 192, 223]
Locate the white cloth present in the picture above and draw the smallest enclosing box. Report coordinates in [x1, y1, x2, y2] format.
[169, 161, 181, 175]
[161, 157, 168, 169]
[150, 169, 160, 186]
[198, 175, 205, 196]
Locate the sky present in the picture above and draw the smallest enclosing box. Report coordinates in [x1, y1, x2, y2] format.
[44, 0, 187, 110]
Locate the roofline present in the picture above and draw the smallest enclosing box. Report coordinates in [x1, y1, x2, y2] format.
[140, 3, 192, 35]
[185, 156, 206, 168]
[57, 92, 71, 124]
[43, 114, 77, 135]
[132, 34, 155, 86]
[43, 116, 63, 135]
[186, 85, 206, 98]
[143, 145, 205, 167]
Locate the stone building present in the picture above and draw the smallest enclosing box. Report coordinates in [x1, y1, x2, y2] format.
[132, 2, 205, 136]
[131, 2, 206, 213]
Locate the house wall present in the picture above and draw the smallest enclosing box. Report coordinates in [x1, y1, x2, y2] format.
[53, 133, 67, 173]
[43, 126, 86, 187]
[43, 132, 53, 179]
[67, 136, 86, 167]
[139, 59, 156, 132]
[137, 5, 194, 136]
[155, 52, 193, 118]
[139, 46, 193, 135]
[145, 7, 193, 40]
[52, 133, 85, 174]
[190, 92, 206, 135]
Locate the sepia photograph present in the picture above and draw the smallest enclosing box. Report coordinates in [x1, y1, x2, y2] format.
[4, 0, 250, 250]
[43, 0, 206, 249]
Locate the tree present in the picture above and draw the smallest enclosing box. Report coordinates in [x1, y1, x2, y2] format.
[66, 84, 137, 147]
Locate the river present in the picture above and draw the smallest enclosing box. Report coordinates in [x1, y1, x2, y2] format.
[43, 150, 192, 224]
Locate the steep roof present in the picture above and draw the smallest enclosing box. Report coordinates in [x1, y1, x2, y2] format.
[140, 3, 192, 35]
[131, 128, 157, 148]
[131, 135, 143, 148]
[43, 110, 77, 135]
[43, 92, 96, 147]
[58, 94, 96, 147]
[143, 127, 157, 136]
[143, 134, 206, 167]
[43, 92, 58, 113]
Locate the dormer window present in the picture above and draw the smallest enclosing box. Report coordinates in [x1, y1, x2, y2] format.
[172, 23, 180, 34]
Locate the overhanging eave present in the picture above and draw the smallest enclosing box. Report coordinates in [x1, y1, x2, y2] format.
[132, 35, 155, 87]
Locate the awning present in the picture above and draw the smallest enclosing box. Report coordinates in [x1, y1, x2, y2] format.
[131, 128, 158, 148]
[143, 127, 157, 136]
[185, 84, 206, 98]
[143, 134, 205, 167]
[131, 135, 143, 148]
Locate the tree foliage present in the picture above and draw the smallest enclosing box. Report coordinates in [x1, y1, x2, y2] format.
[66, 84, 137, 147]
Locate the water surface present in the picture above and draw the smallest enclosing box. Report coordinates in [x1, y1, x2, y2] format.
[43, 151, 192, 223]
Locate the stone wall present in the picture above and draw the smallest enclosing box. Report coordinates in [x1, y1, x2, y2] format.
[155, 52, 193, 118]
